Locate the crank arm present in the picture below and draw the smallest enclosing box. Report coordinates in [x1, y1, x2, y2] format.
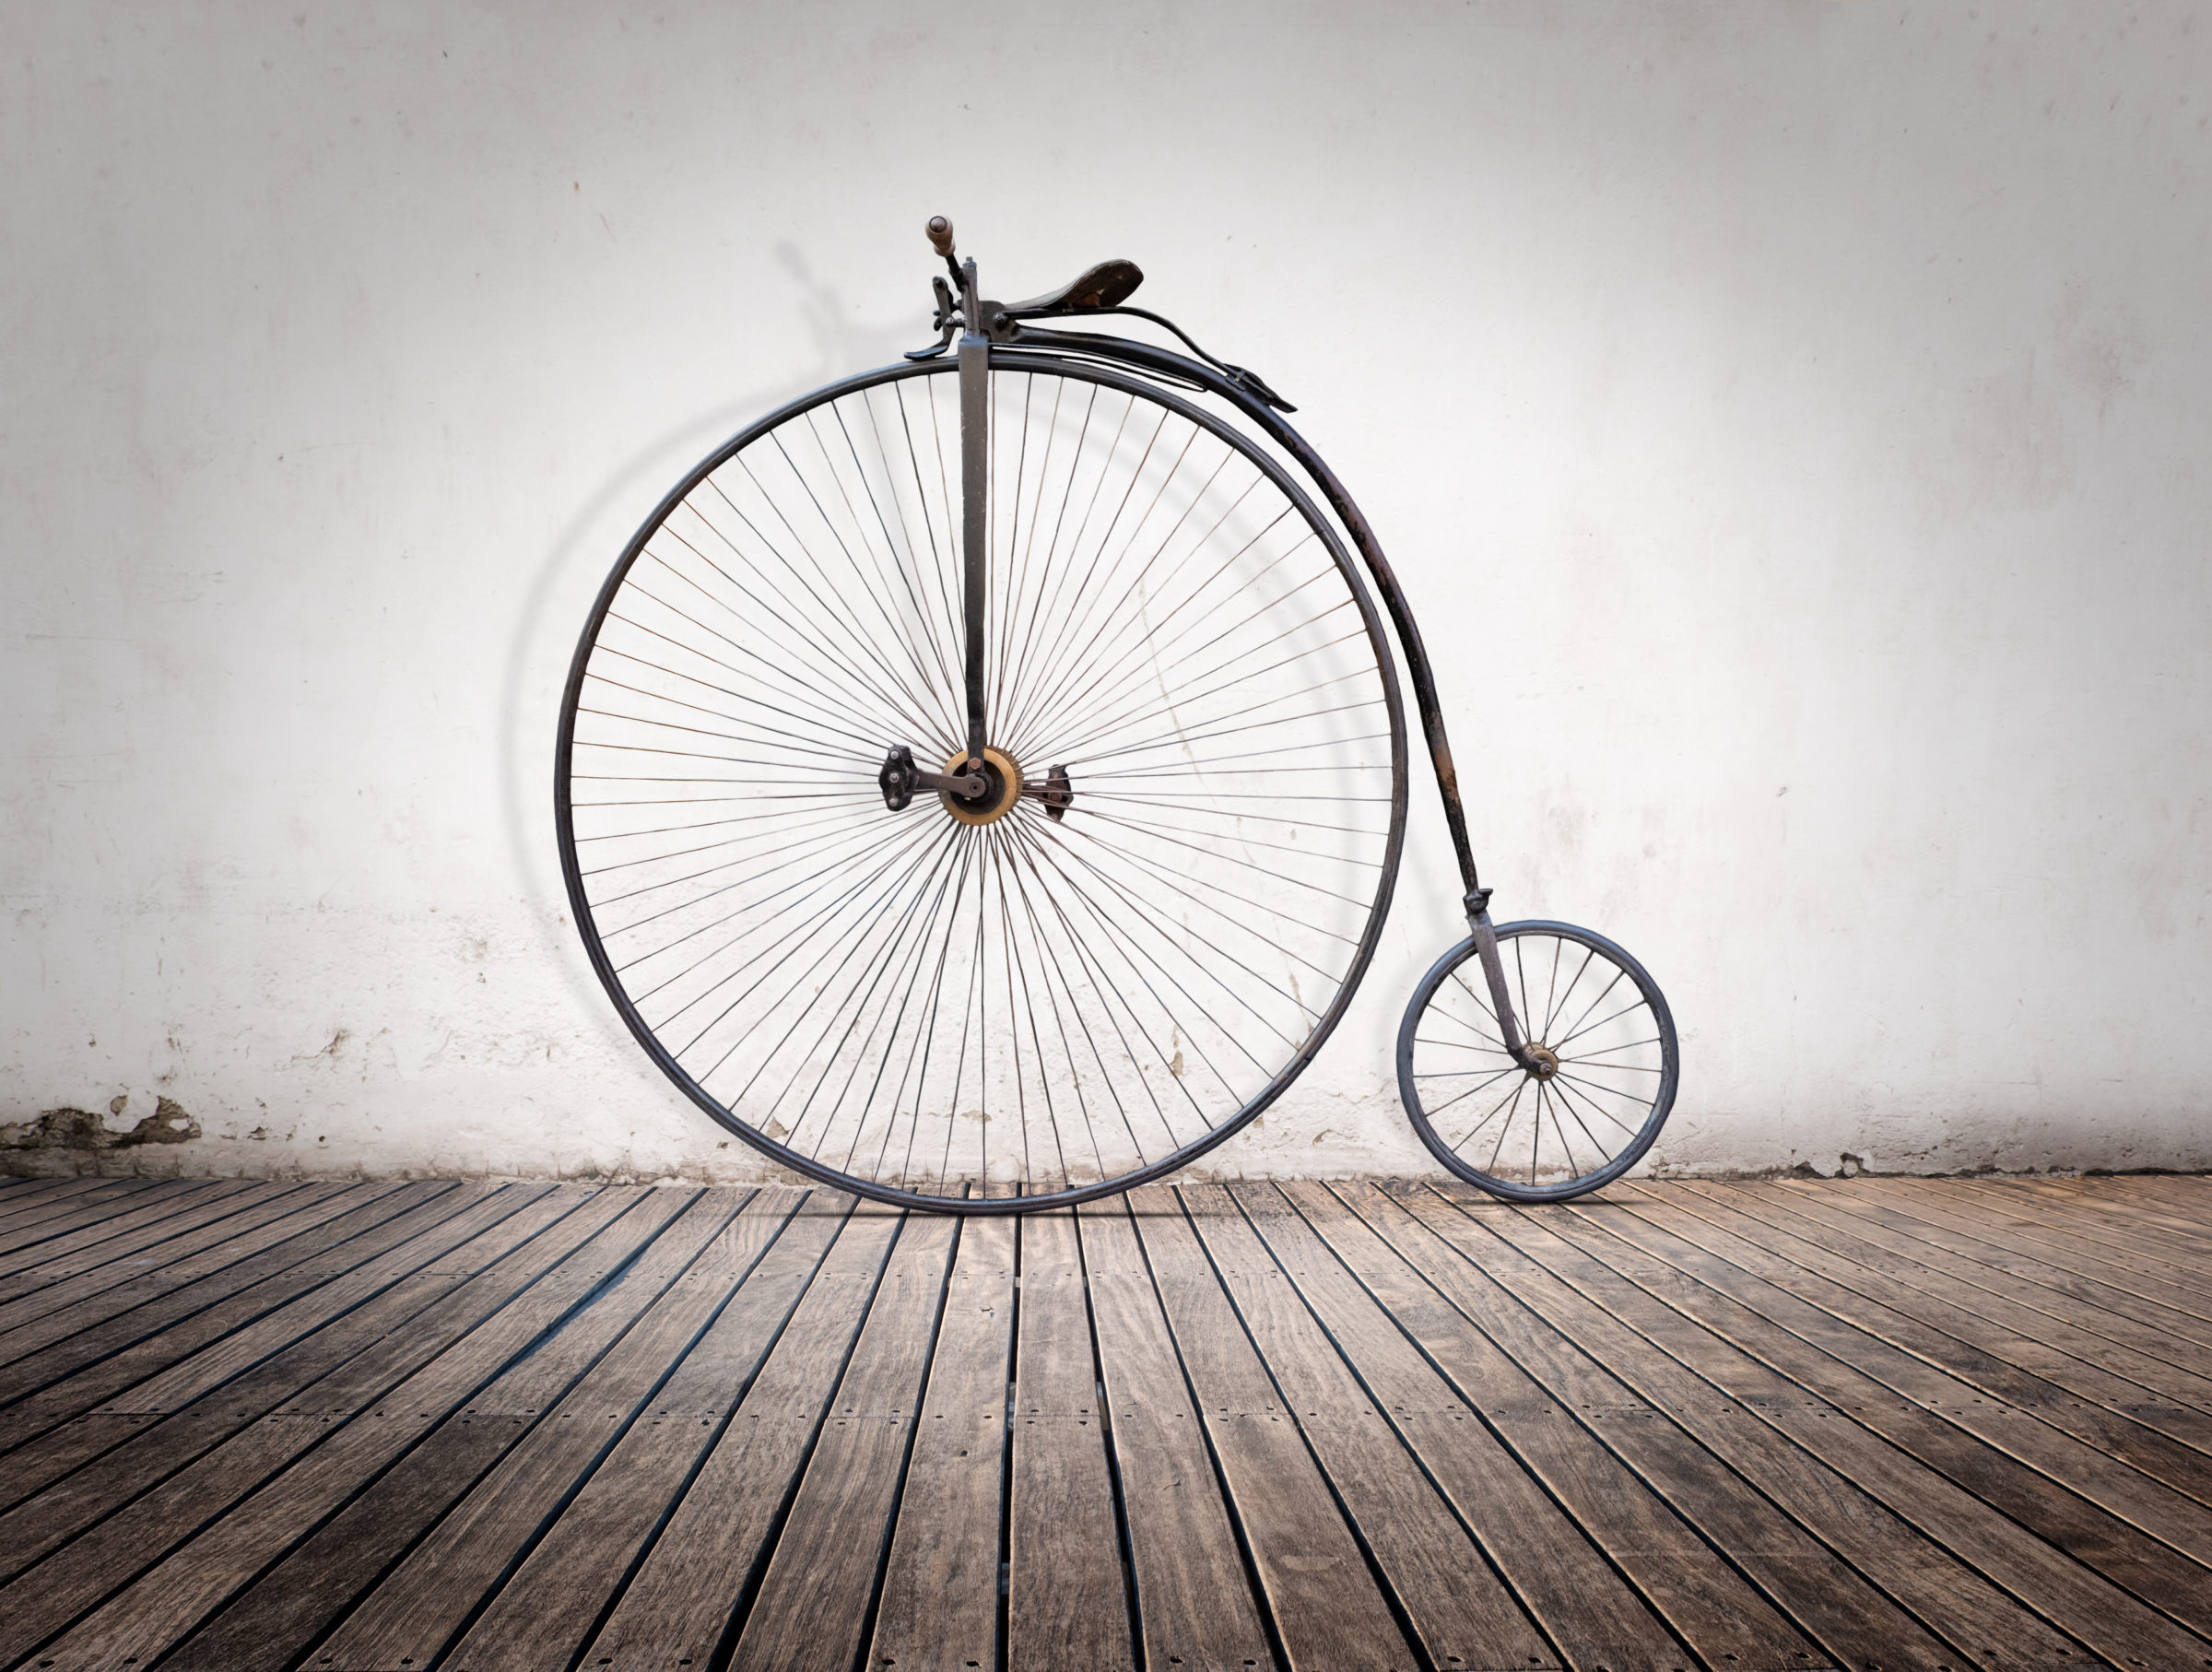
[879, 745, 982, 809]
[915, 766, 986, 797]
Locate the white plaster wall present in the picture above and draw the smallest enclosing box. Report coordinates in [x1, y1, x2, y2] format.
[4, 2, 2208, 1184]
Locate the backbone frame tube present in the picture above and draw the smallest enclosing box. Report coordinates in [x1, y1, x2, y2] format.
[1010, 326, 1485, 907]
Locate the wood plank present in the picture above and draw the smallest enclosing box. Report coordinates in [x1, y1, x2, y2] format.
[871, 1213, 1018, 1672]
[575, 1204, 904, 1671]
[0, 1177, 200, 1251]
[1814, 1182, 2212, 1360]
[2108, 1173, 2212, 1219]
[332, 1189, 786, 1672]
[0, 1181, 267, 1295]
[1397, 1185, 2085, 1672]
[0, 1179, 158, 1245]
[1002, 1208, 1131, 1672]
[0, 1178, 118, 1226]
[1077, 1194, 1272, 1672]
[0, 1183, 450, 1452]
[1651, 1184, 2212, 1492]
[0, 1183, 527, 1514]
[1893, 1177, 2212, 1318]
[6, 1171, 2205, 1672]
[12, 1187, 689, 1672]
[1277, 1182, 1828, 1671]
[0, 1179, 215, 1269]
[161, 1189, 788, 1672]
[353, 1189, 843, 1672]
[1331, 1182, 1947, 1672]
[1716, 1185, 2212, 1432]
[1464, 1188, 2212, 1671]
[724, 1209, 960, 1672]
[1194, 1184, 1582, 1672]
[2006, 1180, 2212, 1286]
[0, 1182, 416, 1380]
[2025, 1178, 2212, 1264]
[0, 1183, 541, 1521]
[1932, 1175, 2212, 1278]
[1128, 1183, 1421, 1672]
[0, 1182, 349, 1340]
[1583, 1188, 2212, 1638]
[0, 1183, 593, 1581]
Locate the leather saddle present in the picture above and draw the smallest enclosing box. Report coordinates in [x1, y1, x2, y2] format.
[1005, 259, 1144, 316]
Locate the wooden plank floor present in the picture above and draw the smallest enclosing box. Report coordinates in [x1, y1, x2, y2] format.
[0, 1174, 2207, 1671]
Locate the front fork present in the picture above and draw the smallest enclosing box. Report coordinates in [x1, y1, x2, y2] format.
[958, 261, 990, 764]
[1465, 887, 1542, 1072]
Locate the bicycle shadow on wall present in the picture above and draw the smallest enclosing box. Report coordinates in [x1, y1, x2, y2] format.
[496, 241, 924, 1033]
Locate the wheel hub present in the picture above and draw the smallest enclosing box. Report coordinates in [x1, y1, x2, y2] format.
[940, 747, 1022, 826]
[1523, 1042, 1560, 1080]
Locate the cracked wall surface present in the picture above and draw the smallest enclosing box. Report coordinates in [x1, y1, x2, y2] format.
[3, 4, 2209, 1184]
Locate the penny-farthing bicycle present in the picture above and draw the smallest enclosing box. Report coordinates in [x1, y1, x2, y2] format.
[556, 218, 1678, 1210]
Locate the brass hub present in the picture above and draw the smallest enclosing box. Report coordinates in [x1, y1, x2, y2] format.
[941, 747, 1023, 826]
[1523, 1042, 1560, 1080]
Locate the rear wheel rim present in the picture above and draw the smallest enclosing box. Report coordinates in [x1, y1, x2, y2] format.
[558, 356, 1407, 1211]
[1398, 921, 1677, 1202]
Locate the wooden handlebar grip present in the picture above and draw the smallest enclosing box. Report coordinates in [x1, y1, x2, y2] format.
[926, 216, 956, 258]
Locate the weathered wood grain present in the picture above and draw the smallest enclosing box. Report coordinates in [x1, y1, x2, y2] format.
[1003, 1208, 1132, 1671]
[5, 1174, 2211, 1672]
[0, 1179, 217, 1271]
[1579, 1190, 2212, 1638]
[724, 1211, 959, 1672]
[871, 1213, 1018, 1672]
[1271, 1181, 1822, 1671]
[575, 1204, 904, 1672]
[165, 1191, 785, 1672]
[410, 1189, 840, 1672]
[19, 1189, 692, 1672]
[1463, 1188, 2210, 1671]
[1334, 1181, 1928, 1672]
[1078, 1195, 1272, 1672]
[0, 1182, 350, 1338]
[1129, 1184, 1420, 1672]
[0, 1182, 451, 1447]
[1195, 1184, 1575, 1672]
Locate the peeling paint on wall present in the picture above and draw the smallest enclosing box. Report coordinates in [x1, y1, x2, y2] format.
[0, 1096, 203, 1173]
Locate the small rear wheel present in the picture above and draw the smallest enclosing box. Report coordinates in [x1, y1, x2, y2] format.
[1398, 921, 1677, 1202]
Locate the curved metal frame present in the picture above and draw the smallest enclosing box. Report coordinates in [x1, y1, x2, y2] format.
[1010, 324, 1600, 1102]
[1012, 325, 1491, 911]
[1396, 921, 1681, 1202]
[555, 353, 1410, 1214]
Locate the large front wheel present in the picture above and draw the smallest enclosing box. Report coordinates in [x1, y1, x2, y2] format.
[1398, 922, 1678, 1201]
[557, 355, 1407, 1212]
